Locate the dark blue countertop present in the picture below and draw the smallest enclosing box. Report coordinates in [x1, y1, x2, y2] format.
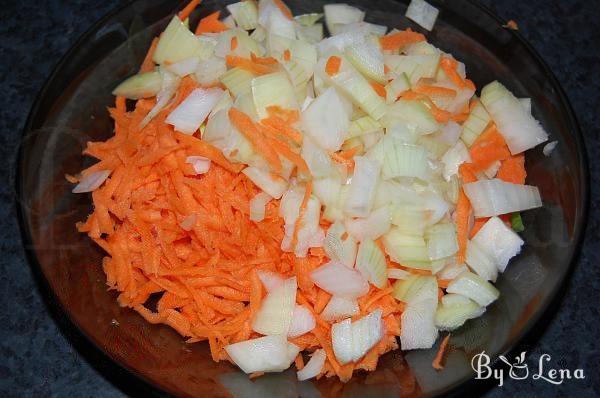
[0, 0, 598, 396]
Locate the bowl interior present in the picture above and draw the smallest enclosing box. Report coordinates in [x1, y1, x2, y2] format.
[17, 0, 587, 396]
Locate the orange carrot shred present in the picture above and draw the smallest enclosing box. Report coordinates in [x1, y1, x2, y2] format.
[370, 81, 387, 98]
[230, 36, 238, 51]
[432, 334, 451, 370]
[497, 155, 526, 184]
[195, 11, 228, 34]
[178, 0, 201, 21]
[325, 56, 342, 76]
[283, 49, 291, 62]
[379, 29, 426, 51]
[250, 53, 279, 65]
[225, 55, 275, 75]
[273, 0, 293, 19]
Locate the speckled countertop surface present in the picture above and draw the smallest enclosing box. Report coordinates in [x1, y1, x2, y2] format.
[0, 0, 598, 396]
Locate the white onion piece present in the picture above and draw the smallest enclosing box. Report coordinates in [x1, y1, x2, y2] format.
[310, 260, 369, 299]
[324, 4, 365, 35]
[288, 305, 316, 338]
[166, 56, 201, 77]
[242, 167, 288, 199]
[400, 298, 438, 350]
[465, 239, 498, 282]
[321, 296, 359, 321]
[140, 69, 180, 128]
[480, 81, 548, 154]
[484, 160, 501, 179]
[441, 140, 471, 181]
[297, 349, 326, 381]
[438, 121, 461, 145]
[387, 268, 412, 280]
[543, 140, 558, 156]
[185, 156, 211, 175]
[345, 205, 391, 241]
[355, 239, 387, 289]
[435, 294, 483, 331]
[344, 156, 381, 217]
[225, 334, 300, 373]
[331, 309, 383, 364]
[324, 222, 358, 267]
[72, 170, 111, 193]
[252, 277, 297, 335]
[301, 87, 351, 151]
[179, 213, 197, 231]
[167, 87, 224, 134]
[406, 0, 439, 31]
[249, 192, 272, 222]
[257, 270, 284, 293]
[436, 263, 468, 280]
[446, 271, 499, 307]
[463, 179, 542, 217]
[472, 216, 523, 273]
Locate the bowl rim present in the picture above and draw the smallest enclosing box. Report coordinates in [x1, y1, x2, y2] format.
[15, 0, 590, 396]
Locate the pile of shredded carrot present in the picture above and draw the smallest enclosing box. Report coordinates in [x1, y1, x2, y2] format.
[73, 0, 529, 383]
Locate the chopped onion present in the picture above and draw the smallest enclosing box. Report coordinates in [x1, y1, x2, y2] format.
[310, 260, 369, 299]
[220, 67, 254, 97]
[383, 99, 439, 134]
[288, 305, 316, 338]
[140, 69, 180, 128]
[435, 293, 483, 330]
[252, 276, 297, 335]
[224, 334, 300, 373]
[331, 309, 383, 364]
[480, 81, 548, 154]
[465, 239, 498, 282]
[72, 170, 111, 193]
[425, 222, 458, 261]
[387, 268, 410, 280]
[463, 179, 542, 217]
[385, 73, 411, 104]
[185, 155, 211, 174]
[112, 71, 162, 99]
[393, 275, 437, 303]
[461, 100, 490, 147]
[179, 213, 197, 231]
[472, 216, 524, 273]
[349, 116, 382, 138]
[153, 16, 206, 64]
[301, 136, 335, 178]
[543, 140, 558, 156]
[297, 349, 326, 381]
[345, 205, 391, 241]
[227, 1, 259, 30]
[345, 39, 385, 84]
[295, 13, 323, 27]
[324, 4, 365, 35]
[166, 87, 224, 134]
[380, 139, 430, 181]
[195, 57, 227, 86]
[344, 156, 381, 217]
[324, 222, 358, 268]
[438, 121, 461, 146]
[257, 270, 284, 292]
[250, 192, 272, 222]
[166, 56, 200, 77]
[312, 176, 342, 207]
[440, 140, 471, 181]
[321, 295, 359, 321]
[242, 167, 288, 199]
[296, 23, 324, 44]
[446, 271, 499, 307]
[355, 239, 387, 288]
[436, 262, 468, 280]
[301, 86, 351, 151]
[406, 0, 439, 31]
[383, 228, 430, 263]
[252, 72, 298, 119]
[391, 204, 428, 236]
[400, 298, 438, 350]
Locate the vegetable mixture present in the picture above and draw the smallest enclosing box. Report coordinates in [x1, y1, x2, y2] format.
[72, 0, 547, 382]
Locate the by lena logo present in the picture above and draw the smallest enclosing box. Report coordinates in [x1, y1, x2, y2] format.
[471, 351, 585, 387]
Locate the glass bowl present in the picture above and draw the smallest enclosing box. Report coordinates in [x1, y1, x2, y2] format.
[16, 0, 589, 396]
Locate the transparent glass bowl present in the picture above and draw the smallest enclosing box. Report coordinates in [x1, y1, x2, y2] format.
[17, 0, 589, 396]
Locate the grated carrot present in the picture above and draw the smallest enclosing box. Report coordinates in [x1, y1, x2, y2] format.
[379, 29, 426, 51]
[325, 56, 342, 76]
[140, 37, 159, 72]
[225, 55, 275, 75]
[178, 0, 201, 21]
[432, 334, 451, 370]
[497, 154, 526, 184]
[230, 36, 238, 51]
[283, 49, 291, 62]
[195, 11, 228, 34]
